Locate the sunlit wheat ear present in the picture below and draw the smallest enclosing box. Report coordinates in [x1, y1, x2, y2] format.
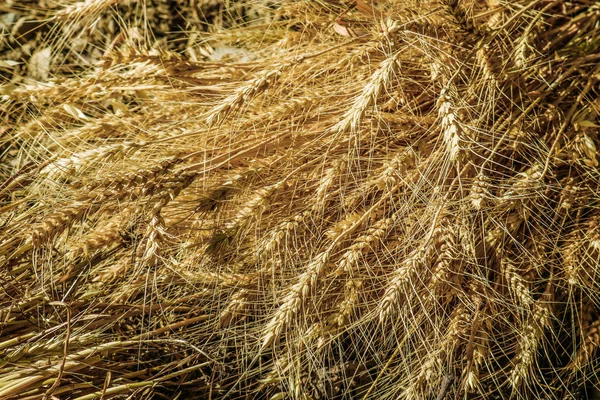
[262, 251, 330, 348]
[331, 52, 400, 134]
[441, 302, 470, 358]
[332, 278, 361, 328]
[219, 288, 250, 328]
[312, 158, 346, 209]
[219, 181, 286, 245]
[31, 202, 91, 247]
[501, 255, 534, 308]
[437, 88, 464, 162]
[586, 214, 600, 251]
[257, 211, 309, 258]
[335, 216, 394, 275]
[73, 157, 182, 192]
[139, 213, 167, 267]
[39, 141, 145, 181]
[475, 44, 498, 86]
[428, 225, 462, 301]
[53, 0, 124, 21]
[469, 170, 492, 210]
[206, 65, 285, 127]
[67, 208, 131, 259]
[378, 247, 427, 322]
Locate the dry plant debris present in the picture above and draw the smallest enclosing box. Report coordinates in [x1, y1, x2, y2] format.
[1, 0, 600, 399]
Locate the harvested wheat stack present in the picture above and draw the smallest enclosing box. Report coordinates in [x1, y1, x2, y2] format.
[1, 0, 600, 398]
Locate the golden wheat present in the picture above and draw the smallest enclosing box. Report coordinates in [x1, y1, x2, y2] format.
[1, 0, 600, 399]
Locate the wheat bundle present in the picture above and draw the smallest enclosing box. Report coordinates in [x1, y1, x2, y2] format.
[1, 0, 600, 398]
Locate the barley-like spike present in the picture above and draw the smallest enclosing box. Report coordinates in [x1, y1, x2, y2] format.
[437, 88, 464, 162]
[469, 170, 492, 210]
[219, 289, 250, 328]
[40, 141, 145, 181]
[140, 213, 166, 267]
[257, 211, 310, 258]
[501, 255, 534, 308]
[223, 181, 286, 237]
[31, 202, 91, 247]
[331, 52, 400, 134]
[510, 301, 552, 388]
[206, 66, 285, 126]
[335, 216, 394, 275]
[379, 247, 427, 322]
[73, 156, 182, 192]
[262, 252, 329, 348]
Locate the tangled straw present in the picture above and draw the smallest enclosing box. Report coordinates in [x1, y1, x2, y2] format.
[1, 0, 600, 399]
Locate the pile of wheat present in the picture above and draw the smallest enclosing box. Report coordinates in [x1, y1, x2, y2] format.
[1, 0, 600, 398]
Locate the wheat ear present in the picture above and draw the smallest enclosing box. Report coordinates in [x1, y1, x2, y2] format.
[571, 318, 600, 370]
[437, 88, 463, 162]
[206, 66, 284, 126]
[501, 255, 534, 308]
[331, 52, 399, 134]
[40, 141, 145, 181]
[262, 252, 330, 348]
[54, 0, 122, 21]
[378, 247, 427, 322]
[218, 289, 250, 328]
[510, 300, 552, 388]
